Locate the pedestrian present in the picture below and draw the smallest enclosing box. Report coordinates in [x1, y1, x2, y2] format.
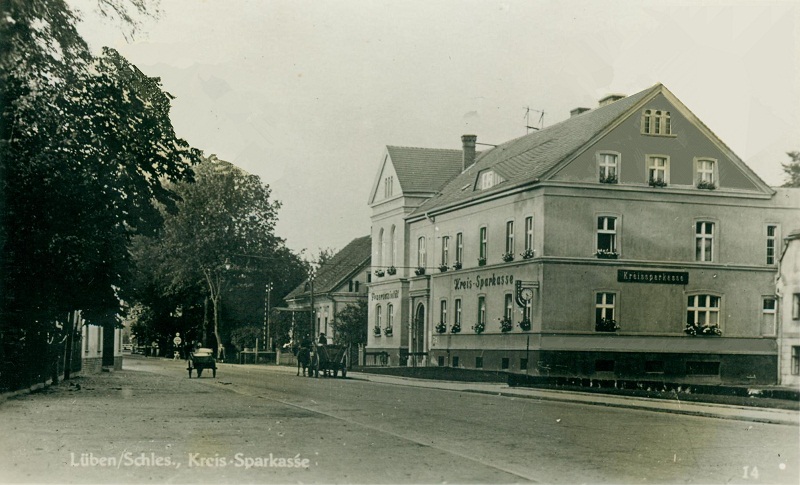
[173, 333, 182, 360]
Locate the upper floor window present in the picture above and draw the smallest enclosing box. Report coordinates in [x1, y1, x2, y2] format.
[441, 236, 450, 266]
[375, 305, 382, 329]
[695, 158, 717, 189]
[766, 225, 778, 265]
[761, 297, 776, 336]
[455, 232, 464, 264]
[384, 176, 394, 198]
[387, 303, 394, 328]
[648, 155, 669, 186]
[479, 227, 488, 262]
[504, 293, 514, 320]
[478, 170, 505, 190]
[417, 236, 426, 268]
[524, 216, 533, 252]
[440, 300, 447, 324]
[687, 294, 720, 327]
[793, 294, 800, 320]
[642, 109, 672, 135]
[505, 221, 514, 255]
[695, 222, 714, 262]
[454, 298, 462, 326]
[378, 228, 385, 267]
[390, 225, 396, 266]
[596, 216, 618, 256]
[597, 153, 618, 183]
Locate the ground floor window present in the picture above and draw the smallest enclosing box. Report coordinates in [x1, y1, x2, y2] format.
[645, 360, 664, 374]
[452, 356, 459, 368]
[438, 356, 445, 367]
[793, 347, 800, 375]
[520, 358, 528, 370]
[595, 360, 614, 372]
[761, 298, 776, 336]
[687, 294, 720, 326]
[475, 357, 483, 368]
[501, 357, 509, 370]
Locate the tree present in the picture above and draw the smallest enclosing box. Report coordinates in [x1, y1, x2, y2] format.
[332, 300, 368, 348]
[782, 151, 800, 188]
[130, 156, 306, 360]
[1, 0, 199, 390]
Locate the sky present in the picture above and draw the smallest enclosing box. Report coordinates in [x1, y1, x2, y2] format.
[71, 0, 800, 257]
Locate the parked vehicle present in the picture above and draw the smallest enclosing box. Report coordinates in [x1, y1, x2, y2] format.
[187, 348, 217, 378]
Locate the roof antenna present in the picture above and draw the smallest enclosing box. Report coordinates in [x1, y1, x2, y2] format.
[524, 106, 545, 133]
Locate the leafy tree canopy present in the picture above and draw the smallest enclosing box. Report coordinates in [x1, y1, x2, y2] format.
[332, 300, 368, 348]
[782, 151, 800, 188]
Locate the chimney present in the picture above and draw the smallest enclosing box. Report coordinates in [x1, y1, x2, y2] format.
[570, 107, 590, 117]
[462, 134, 477, 171]
[598, 94, 626, 107]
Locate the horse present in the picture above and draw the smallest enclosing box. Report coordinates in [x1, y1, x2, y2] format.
[293, 342, 319, 377]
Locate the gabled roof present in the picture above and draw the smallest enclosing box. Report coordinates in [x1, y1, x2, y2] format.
[410, 84, 661, 216]
[286, 236, 371, 300]
[386, 146, 465, 195]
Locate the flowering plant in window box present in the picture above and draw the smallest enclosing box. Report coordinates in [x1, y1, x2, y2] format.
[477, 257, 487, 266]
[595, 249, 618, 259]
[648, 177, 668, 188]
[520, 249, 535, 260]
[373, 326, 382, 337]
[450, 322, 461, 334]
[374, 269, 385, 277]
[414, 267, 426, 276]
[435, 321, 447, 334]
[452, 261, 463, 270]
[384, 326, 393, 337]
[599, 174, 618, 184]
[696, 180, 716, 190]
[472, 321, 485, 334]
[386, 266, 397, 275]
[684, 322, 722, 336]
[595, 318, 619, 332]
[518, 318, 532, 331]
[498, 316, 513, 332]
[438, 264, 449, 272]
[501, 252, 514, 262]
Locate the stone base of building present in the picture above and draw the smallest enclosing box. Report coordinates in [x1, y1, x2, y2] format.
[363, 347, 407, 367]
[428, 349, 777, 385]
[82, 356, 123, 374]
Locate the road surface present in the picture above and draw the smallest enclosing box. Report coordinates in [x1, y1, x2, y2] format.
[1, 356, 797, 483]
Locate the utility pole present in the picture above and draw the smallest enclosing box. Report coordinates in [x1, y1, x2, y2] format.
[264, 282, 273, 350]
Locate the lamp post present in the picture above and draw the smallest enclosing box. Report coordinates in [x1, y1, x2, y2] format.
[308, 268, 316, 340]
[264, 282, 273, 350]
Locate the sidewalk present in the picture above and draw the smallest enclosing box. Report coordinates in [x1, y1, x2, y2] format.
[346, 370, 800, 426]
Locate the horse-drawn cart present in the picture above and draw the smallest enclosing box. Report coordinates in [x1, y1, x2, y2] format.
[187, 348, 217, 378]
[316, 344, 348, 378]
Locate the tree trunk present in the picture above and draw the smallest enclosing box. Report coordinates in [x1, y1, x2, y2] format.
[203, 296, 209, 347]
[213, 295, 224, 361]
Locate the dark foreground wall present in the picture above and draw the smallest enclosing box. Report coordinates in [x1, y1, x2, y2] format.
[428, 349, 777, 385]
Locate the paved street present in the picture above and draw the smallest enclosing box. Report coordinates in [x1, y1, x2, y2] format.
[1, 356, 798, 484]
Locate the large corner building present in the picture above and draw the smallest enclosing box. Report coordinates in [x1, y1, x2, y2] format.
[366, 83, 800, 384]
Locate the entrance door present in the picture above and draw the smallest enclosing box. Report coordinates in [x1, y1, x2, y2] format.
[411, 302, 426, 366]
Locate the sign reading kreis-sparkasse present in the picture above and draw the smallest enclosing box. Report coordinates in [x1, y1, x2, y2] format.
[453, 273, 514, 291]
[617, 269, 689, 285]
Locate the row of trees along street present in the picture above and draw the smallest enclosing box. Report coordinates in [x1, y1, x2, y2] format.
[0, 0, 311, 392]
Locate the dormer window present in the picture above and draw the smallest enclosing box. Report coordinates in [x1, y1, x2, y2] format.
[642, 109, 672, 135]
[477, 170, 505, 190]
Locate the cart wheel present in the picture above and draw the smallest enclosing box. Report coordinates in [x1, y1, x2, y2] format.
[197, 368, 203, 378]
[212, 368, 216, 378]
[188, 368, 192, 378]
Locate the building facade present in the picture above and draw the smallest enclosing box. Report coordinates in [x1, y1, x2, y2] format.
[777, 228, 800, 386]
[286, 236, 371, 343]
[367, 84, 800, 384]
[80, 313, 124, 373]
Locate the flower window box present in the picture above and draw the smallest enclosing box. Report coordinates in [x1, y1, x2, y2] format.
[684, 323, 722, 336]
[595, 318, 619, 332]
[386, 266, 397, 275]
[518, 318, 531, 331]
[435, 322, 447, 334]
[648, 177, 668, 188]
[450, 322, 461, 334]
[599, 174, 618, 184]
[696, 180, 716, 190]
[384, 326, 393, 337]
[414, 267, 426, 276]
[373, 326, 382, 337]
[438, 264, 449, 273]
[477, 257, 487, 267]
[501, 252, 514, 263]
[595, 250, 618, 259]
[520, 249, 535, 260]
[452, 261, 463, 270]
[472, 321, 485, 334]
[498, 316, 513, 332]
[374, 269, 385, 277]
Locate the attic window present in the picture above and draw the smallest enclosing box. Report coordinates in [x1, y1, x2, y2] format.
[642, 109, 672, 136]
[477, 170, 505, 190]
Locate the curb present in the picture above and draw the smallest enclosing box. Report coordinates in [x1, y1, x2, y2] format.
[0, 378, 54, 404]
